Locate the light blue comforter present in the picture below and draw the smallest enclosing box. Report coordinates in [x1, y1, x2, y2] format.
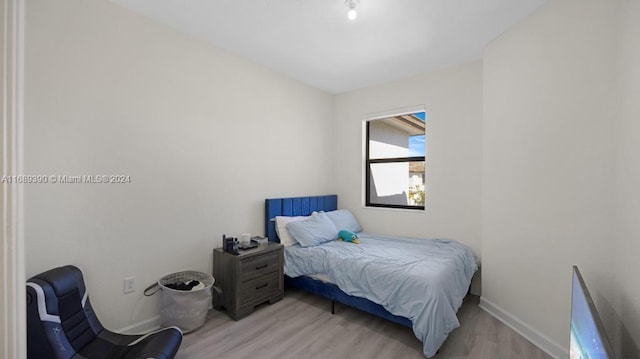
[284, 233, 478, 358]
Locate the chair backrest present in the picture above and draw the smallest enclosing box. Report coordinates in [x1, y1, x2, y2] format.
[26, 265, 105, 359]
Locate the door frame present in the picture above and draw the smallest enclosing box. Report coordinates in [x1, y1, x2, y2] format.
[1, 0, 26, 358]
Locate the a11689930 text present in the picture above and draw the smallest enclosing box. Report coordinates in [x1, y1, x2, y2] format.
[1, 175, 132, 184]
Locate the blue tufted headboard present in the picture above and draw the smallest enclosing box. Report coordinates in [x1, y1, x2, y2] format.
[264, 195, 338, 243]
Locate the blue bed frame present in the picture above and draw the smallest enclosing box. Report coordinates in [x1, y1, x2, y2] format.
[264, 195, 412, 328]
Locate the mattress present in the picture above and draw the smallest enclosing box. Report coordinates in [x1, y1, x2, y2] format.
[307, 273, 333, 283]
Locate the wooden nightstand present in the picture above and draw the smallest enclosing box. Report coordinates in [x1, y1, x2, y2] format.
[212, 242, 284, 320]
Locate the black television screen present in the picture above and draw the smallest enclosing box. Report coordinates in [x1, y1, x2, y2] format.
[570, 266, 615, 359]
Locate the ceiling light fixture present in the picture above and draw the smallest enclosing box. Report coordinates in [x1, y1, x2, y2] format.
[346, 0, 358, 21]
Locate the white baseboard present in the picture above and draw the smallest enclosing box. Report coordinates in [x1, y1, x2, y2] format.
[116, 316, 160, 335]
[115, 303, 214, 335]
[479, 296, 568, 359]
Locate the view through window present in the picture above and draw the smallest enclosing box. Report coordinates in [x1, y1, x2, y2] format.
[365, 112, 426, 210]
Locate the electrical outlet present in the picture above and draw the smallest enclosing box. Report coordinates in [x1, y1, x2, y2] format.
[123, 276, 136, 294]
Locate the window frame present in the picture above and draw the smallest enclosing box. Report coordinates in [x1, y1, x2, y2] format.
[364, 111, 426, 211]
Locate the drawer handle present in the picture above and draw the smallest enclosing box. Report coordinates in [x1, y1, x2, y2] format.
[256, 264, 268, 270]
[255, 283, 268, 290]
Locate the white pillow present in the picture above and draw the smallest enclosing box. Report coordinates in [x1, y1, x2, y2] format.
[275, 215, 309, 246]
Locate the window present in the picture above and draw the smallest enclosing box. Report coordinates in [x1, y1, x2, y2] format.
[365, 111, 425, 210]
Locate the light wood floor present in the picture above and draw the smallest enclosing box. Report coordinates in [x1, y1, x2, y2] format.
[176, 288, 552, 359]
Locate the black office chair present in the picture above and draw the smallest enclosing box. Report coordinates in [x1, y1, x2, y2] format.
[26, 265, 183, 359]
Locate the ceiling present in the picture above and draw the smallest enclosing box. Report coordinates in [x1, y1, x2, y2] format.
[110, 0, 546, 94]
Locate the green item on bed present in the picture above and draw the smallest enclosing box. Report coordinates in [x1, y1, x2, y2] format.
[338, 229, 360, 244]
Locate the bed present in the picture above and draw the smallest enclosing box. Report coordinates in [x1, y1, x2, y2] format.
[264, 194, 477, 358]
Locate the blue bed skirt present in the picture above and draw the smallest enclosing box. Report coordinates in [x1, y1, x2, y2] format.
[285, 275, 412, 328]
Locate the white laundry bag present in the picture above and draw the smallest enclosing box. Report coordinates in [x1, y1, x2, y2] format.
[145, 271, 214, 333]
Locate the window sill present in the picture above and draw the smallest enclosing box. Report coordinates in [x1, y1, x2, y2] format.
[361, 205, 426, 213]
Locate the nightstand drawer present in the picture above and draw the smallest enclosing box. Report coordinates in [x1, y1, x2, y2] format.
[240, 272, 280, 306]
[241, 252, 278, 282]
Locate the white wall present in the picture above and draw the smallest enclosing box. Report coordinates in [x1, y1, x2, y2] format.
[613, 0, 640, 355]
[482, 0, 640, 357]
[333, 62, 483, 257]
[24, 0, 333, 330]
